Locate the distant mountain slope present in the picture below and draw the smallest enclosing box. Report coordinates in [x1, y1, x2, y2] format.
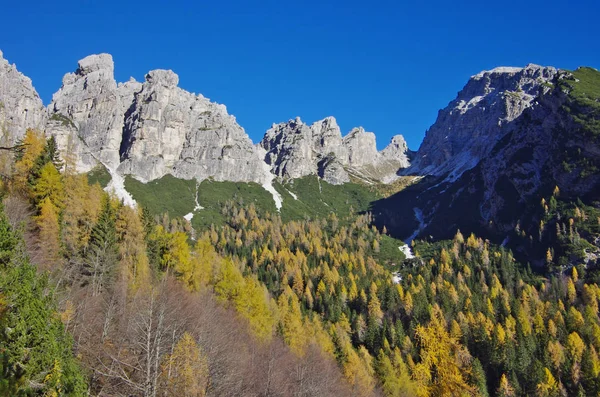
[373, 66, 600, 269]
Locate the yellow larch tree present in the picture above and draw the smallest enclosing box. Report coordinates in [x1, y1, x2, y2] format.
[159, 332, 209, 397]
[412, 305, 477, 397]
[115, 206, 151, 291]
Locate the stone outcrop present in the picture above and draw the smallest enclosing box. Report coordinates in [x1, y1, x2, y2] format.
[118, 70, 266, 182]
[0, 50, 411, 188]
[42, 54, 269, 183]
[260, 116, 410, 184]
[408, 64, 558, 180]
[0, 50, 46, 144]
[48, 54, 126, 169]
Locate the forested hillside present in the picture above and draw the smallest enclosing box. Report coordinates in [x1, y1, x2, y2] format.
[1, 129, 600, 396]
[0, 130, 352, 396]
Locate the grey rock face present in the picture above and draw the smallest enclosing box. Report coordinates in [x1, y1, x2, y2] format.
[381, 135, 410, 163]
[0, 50, 411, 189]
[118, 70, 267, 182]
[45, 53, 268, 184]
[46, 117, 98, 173]
[408, 64, 558, 180]
[49, 54, 128, 168]
[0, 50, 46, 144]
[261, 117, 411, 184]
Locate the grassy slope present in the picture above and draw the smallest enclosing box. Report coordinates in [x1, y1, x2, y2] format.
[278, 176, 383, 222]
[86, 165, 111, 188]
[563, 67, 600, 137]
[123, 174, 407, 264]
[124, 175, 197, 218]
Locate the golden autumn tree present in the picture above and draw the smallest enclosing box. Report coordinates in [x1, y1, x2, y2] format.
[181, 236, 220, 291]
[343, 345, 376, 397]
[159, 332, 209, 397]
[115, 205, 151, 291]
[36, 197, 61, 268]
[412, 305, 477, 397]
[234, 277, 275, 341]
[12, 128, 45, 192]
[32, 162, 64, 210]
[535, 368, 560, 397]
[278, 287, 307, 355]
[375, 348, 417, 397]
[496, 374, 515, 397]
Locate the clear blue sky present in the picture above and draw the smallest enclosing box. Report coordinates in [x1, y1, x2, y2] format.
[1, 0, 598, 150]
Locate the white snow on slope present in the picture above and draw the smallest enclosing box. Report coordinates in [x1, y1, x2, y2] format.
[259, 155, 283, 211]
[457, 95, 484, 113]
[183, 183, 205, 222]
[287, 190, 298, 200]
[399, 244, 415, 259]
[193, 182, 204, 211]
[105, 167, 137, 207]
[261, 173, 283, 211]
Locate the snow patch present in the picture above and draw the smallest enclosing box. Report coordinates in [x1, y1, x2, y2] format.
[183, 212, 194, 221]
[104, 167, 137, 208]
[457, 95, 484, 113]
[259, 157, 283, 211]
[392, 273, 402, 284]
[287, 190, 298, 200]
[260, 171, 283, 211]
[263, 180, 282, 211]
[399, 244, 415, 259]
[193, 182, 204, 211]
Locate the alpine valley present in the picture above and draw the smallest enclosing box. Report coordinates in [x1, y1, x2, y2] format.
[1, 50, 599, 397]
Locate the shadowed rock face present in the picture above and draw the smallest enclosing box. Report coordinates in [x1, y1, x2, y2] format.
[372, 67, 600, 268]
[260, 116, 410, 184]
[407, 64, 558, 181]
[0, 50, 46, 144]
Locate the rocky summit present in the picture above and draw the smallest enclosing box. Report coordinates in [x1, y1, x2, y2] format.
[407, 64, 558, 181]
[47, 54, 270, 184]
[260, 116, 410, 184]
[0, 51, 412, 193]
[0, 50, 46, 144]
[373, 65, 600, 267]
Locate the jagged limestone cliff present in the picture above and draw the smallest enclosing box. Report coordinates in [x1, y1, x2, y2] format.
[0, 50, 46, 144]
[407, 64, 558, 181]
[260, 116, 410, 184]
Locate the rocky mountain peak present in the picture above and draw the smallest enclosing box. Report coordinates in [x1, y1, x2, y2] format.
[145, 69, 179, 87]
[381, 135, 410, 162]
[0, 51, 46, 144]
[407, 63, 558, 180]
[41, 53, 270, 186]
[261, 117, 410, 184]
[76, 53, 114, 76]
[49, 52, 123, 168]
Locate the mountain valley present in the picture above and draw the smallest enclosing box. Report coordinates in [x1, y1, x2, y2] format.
[1, 50, 600, 396]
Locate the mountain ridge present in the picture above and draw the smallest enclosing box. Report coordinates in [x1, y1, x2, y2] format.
[0, 51, 411, 193]
[2, 50, 599, 270]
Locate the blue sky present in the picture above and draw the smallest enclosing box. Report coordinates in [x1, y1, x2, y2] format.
[1, 0, 598, 150]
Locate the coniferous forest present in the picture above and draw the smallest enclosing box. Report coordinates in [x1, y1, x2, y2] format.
[0, 129, 599, 396]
